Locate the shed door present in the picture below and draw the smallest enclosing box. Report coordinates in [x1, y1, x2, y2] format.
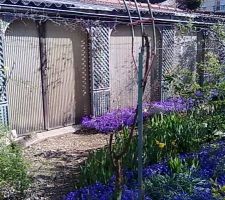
[5, 20, 44, 134]
[45, 22, 90, 129]
[5, 20, 90, 135]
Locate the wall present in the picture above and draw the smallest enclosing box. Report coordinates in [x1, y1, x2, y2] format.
[4, 19, 90, 134]
[109, 25, 161, 109]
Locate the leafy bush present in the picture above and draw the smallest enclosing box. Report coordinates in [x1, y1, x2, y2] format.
[144, 173, 207, 200]
[79, 128, 136, 187]
[164, 52, 225, 114]
[0, 129, 30, 198]
[168, 157, 199, 174]
[79, 147, 113, 187]
[78, 110, 224, 188]
[66, 140, 225, 200]
[177, 0, 203, 10]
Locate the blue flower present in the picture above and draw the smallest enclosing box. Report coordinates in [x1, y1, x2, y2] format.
[65, 133, 225, 200]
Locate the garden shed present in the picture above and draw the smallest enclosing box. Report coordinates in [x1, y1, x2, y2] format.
[5, 20, 90, 134]
[0, 0, 224, 135]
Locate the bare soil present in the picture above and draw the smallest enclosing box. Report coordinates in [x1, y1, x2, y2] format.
[23, 131, 109, 200]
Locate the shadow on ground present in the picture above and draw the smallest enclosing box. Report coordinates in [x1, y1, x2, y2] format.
[23, 132, 109, 200]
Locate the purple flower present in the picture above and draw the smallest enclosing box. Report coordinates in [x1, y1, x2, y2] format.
[82, 97, 192, 133]
[152, 97, 189, 112]
[195, 90, 203, 98]
[81, 104, 155, 133]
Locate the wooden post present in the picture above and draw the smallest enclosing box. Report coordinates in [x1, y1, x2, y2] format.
[197, 29, 206, 87]
[37, 21, 49, 130]
[138, 46, 144, 200]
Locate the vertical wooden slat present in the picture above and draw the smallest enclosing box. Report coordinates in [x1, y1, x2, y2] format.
[37, 21, 49, 130]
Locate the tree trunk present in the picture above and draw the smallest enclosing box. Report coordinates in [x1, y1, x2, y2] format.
[114, 158, 123, 200]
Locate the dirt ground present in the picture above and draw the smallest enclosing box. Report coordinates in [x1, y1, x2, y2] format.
[23, 131, 109, 200]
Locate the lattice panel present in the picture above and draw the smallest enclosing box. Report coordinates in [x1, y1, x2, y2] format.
[90, 24, 110, 90]
[90, 23, 110, 116]
[93, 89, 110, 116]
[0, 34, 7, 103]
[0, 103, 8, 125]
[0, 17, 10, 126]
[149, 28, 163, 102]
[161, 26, 175, 100]
[205, 30, 225, 64]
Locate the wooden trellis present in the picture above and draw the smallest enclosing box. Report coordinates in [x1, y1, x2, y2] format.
[0, 17, 11, 126]
[160, 26, 175, 100]
[89, 23, 111, 116]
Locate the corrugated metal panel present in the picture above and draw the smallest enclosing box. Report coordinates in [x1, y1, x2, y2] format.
[110, 25, 160, 109]
[110, 26, 141, 109]
[5, 20, 44, 134]
[45, 22, 90, 129]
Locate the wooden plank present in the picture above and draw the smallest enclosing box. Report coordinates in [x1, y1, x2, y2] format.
[37, 21, 49, 130]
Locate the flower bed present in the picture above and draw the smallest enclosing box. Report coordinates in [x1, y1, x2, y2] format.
[81, 97, 189, 133]
[64, 140, 225, 200]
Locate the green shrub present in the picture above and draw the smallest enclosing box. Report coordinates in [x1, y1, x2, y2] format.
[168, 157, 199, 174]
[144, 172, 205, 200]
[143, 112, 208, 164]
[0, 128, 30, 198]
[78, 110, 225, 188]
[79, 147, 113, 187]
[144, 157, 203, 200]
[78, 127, 136, 187]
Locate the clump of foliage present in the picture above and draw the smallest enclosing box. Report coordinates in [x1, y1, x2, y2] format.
[177, 0, 203, 10]
[164, 52, 225, 111]
[78, 110, 225, 188]
[76, 24, 225, 199]
[65, 141, 225, 200]
[144, 156, 201, 199]
[0, 127, 30, 199]
[79, 147, 113, 187]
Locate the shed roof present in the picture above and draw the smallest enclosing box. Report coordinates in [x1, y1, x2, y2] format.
[0, 0, 225, 25]
[0, 0, 178, 11]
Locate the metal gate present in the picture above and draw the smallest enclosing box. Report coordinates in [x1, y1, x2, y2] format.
[5, 20, 90, 135]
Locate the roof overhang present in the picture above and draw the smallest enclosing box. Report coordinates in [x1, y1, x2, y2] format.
[0, 0, 224, 26]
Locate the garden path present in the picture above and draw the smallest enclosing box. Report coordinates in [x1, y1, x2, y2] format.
[23, 131, 109, 200]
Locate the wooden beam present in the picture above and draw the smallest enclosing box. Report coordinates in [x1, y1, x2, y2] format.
[37, 21, 49, 130]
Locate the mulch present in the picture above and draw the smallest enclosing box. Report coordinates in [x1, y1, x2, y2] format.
[23, 130, 109, 200]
